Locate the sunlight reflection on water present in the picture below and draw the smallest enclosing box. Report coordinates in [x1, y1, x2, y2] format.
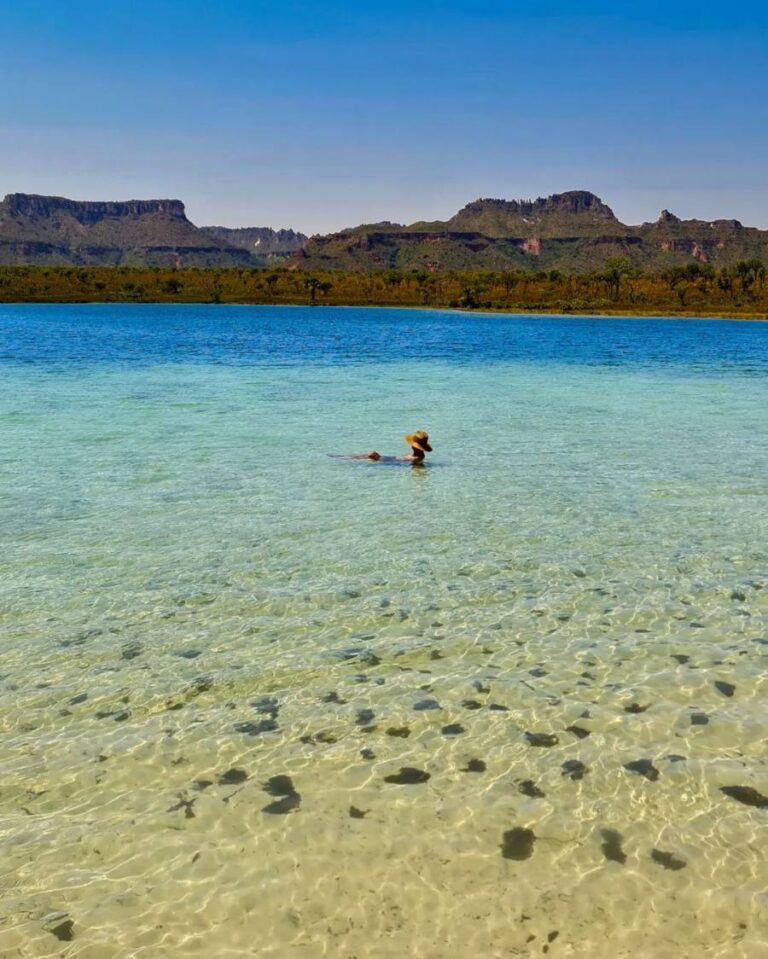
[1, 305, 767, 958]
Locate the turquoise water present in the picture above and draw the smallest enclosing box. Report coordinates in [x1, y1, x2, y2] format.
[1, 305, 767, 958]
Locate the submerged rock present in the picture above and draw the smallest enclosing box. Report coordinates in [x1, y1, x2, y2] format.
[441, 723, 465, 736]
[518, 780, 545, 798]
[262, 774, 301, 814]
[561, 759, 588, 781]
[623, 759, 660, 782]
[234, 719, 277, 735]
[413, 698, 441, 711]
[44, 917, 75, 942]
[600, 828, 626, 864]
[720, 785, 768, 808]
[95, 709, 130, 722]
[501, 827, 536, 860]
[383, 767, 430, 785]
[218, 768, 248, 786]
[525, 732, 559, 747]
[252, 696, 279, 716]
[565, 725, 590, 739]
[714, 680, 736, 698]
[461, 758, 486, 773]
[263, 775, 296, 796]
[263, 793, 301, 814]
[385, 726, 411, 738]
[299, 730, 338, 744]
[322, 691, 347, 704]
[651, 848, 686, 870]
[186, 676, 213, 696]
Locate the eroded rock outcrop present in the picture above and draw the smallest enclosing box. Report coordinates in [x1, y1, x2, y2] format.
[200, 225, 308, 261]
[294, 191, 768, 273]
[0, 194, 291, 267]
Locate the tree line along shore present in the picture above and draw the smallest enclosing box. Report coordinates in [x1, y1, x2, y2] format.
[1, 259, 767, 319]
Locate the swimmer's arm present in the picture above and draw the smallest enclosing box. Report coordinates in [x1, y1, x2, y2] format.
[329, 451, 381, 460]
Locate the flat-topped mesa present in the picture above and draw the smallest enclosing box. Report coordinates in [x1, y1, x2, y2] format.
[440, 190, 625, 238]
[0, 192, 256, 267]
[457, 190, 618, 220]
[3, 188, 766, 272]
[2, 193, 188, 221]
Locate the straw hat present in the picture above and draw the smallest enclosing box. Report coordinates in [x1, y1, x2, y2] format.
[404, 429, 432, 453]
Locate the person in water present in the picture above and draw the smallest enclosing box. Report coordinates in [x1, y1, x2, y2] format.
[348, 430, 433, 463]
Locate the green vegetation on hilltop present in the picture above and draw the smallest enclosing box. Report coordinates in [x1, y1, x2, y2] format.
[293, 192, 768, 274]
[1, 260, 767, 318]
[4, 191, 768, 278]
[409, 191, 624, 238]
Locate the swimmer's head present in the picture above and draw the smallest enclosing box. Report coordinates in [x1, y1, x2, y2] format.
[404, 430, 432, 453]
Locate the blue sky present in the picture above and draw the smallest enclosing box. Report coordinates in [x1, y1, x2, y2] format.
[2, 1, 767, 232]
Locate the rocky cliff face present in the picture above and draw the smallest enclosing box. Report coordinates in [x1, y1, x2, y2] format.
[2, 194, 187, 220]
[0, 194, 256, 267]
[457, 190, 615, 218]
[410, 191, 625, 238]
[451, 190, 619, 227]
[200, 225, 308, 262]
[635, 213, 765, 267]
[293, 192, 768, 273]
[3, 190, 766, 274]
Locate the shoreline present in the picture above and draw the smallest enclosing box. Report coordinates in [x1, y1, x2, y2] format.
[2, 298, 767, 322]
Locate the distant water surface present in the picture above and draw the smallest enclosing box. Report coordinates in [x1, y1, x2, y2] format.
[1, 305, 767, 959]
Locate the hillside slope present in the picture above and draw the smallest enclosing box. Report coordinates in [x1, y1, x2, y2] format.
[0, 194, 254, 267]
[4, 190, 767, 274]
[200, 225, 308, 263]
[293, 191, 768, 273]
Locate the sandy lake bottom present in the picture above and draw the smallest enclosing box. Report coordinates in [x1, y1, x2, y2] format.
[1, 305, 767, 957]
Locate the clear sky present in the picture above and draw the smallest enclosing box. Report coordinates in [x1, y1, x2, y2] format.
[2, 0, 767, 233]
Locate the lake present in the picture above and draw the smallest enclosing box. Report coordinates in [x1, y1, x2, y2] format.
[1, 304, 767, 958]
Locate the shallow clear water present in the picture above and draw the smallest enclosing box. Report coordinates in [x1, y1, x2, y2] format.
[1, 304, 767, 958]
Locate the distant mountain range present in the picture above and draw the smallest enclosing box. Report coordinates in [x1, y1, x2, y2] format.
[199, 225, 307, 257]
[293, 191, 768, 272]
[1, 190, 767, 273]
[0, 194, 302, 268]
